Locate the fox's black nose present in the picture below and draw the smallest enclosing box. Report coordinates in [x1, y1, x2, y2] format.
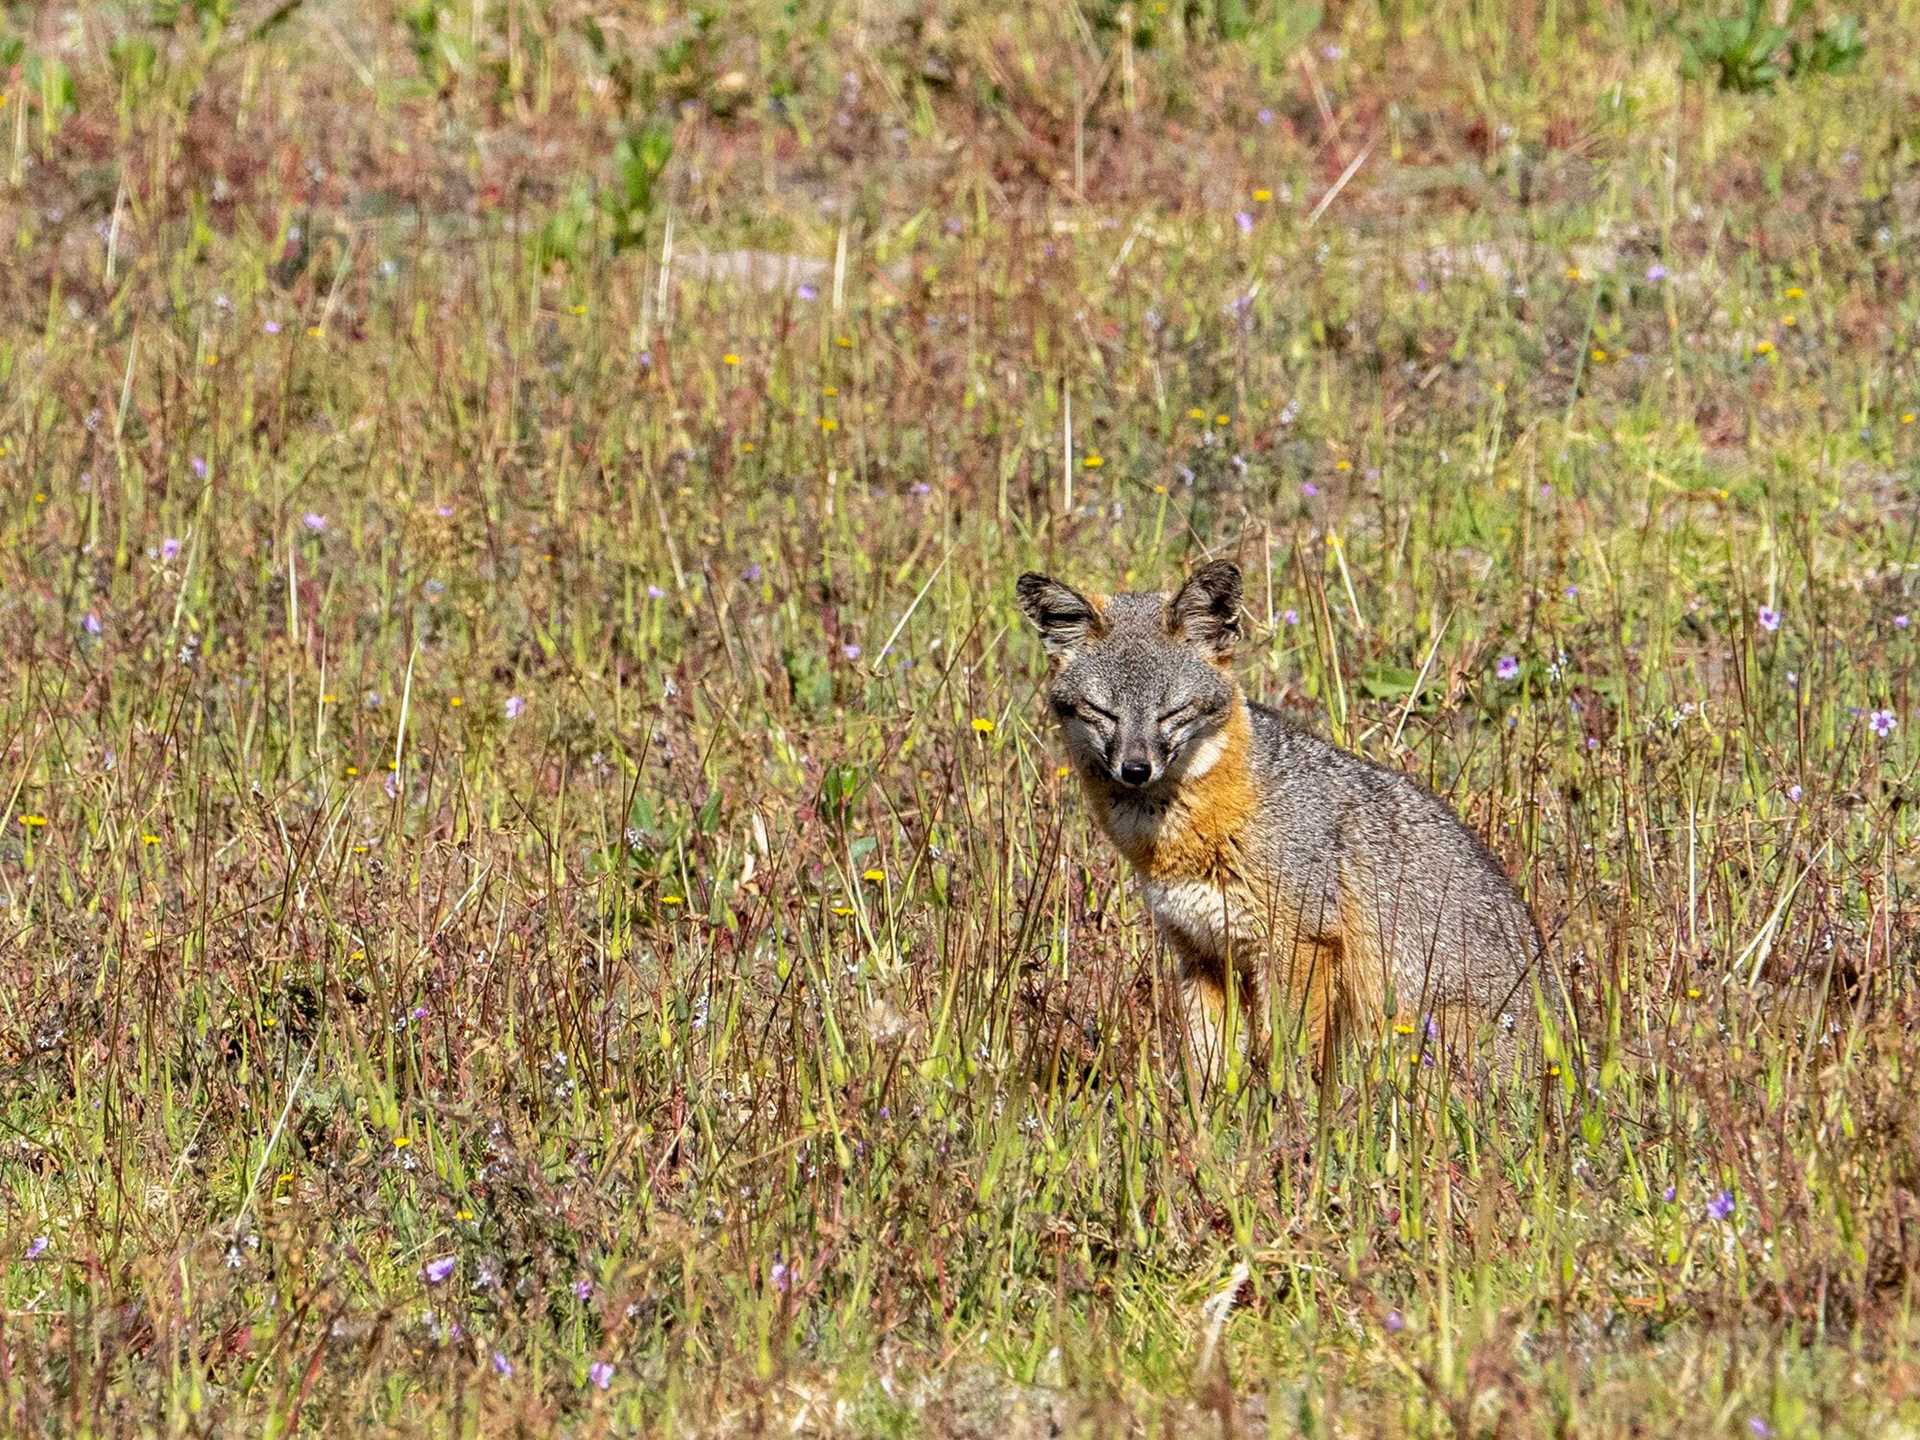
[1118, 760, 1152, 787]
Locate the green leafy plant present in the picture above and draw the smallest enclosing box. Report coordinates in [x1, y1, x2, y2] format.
[1683, 0, 1865, 92]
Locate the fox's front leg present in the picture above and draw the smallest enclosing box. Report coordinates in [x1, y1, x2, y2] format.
[1171, 937, 1270, 1094]
[1280, 937, 1339, 1079]
[1173, 945, 1228, 1094]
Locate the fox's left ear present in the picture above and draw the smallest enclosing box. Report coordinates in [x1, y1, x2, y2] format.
[1017, 573, 1104, 662]
[1166, 560, 1242, 658]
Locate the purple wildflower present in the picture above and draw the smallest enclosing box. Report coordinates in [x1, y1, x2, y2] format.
[1257, 107, 1274, 126]
[1787, 783, 1803, 802]
[1748, 1419, 1773, 1438]
[771, 1257, 791, 1293]
[1496, 655, 1520, 682]
[1662, 1185, 1676, 1203]
[842, 642, 862, 661]
[796, 283, 818, 301]
[588, 1361, 614, 1390]
[910, 481, 931, 496]
[504, 695, 525, 720]
[1646, 263, 1668, 283]
[1282, 608, 1299, 626]
[1896, 614, 1911, 630]
[83, 612, 102, 636]
[302, 512, 328, 532]
[1870, 708, 1898, 739]
[410, 1004, 428, 1022]
[1564, 584, 1579, 601]
[1757, 604, 1781, 633]
[26, 1236, 48, 1259]
[575, 1278, 593, 1302]
[191, 456, 208, 480]
[492, 1351, 513, 1377]
[1384, 1310, 1404, 1333]
[161, 537, 182, 562]
[1235, 211, 1254, 235]
[424, 1255, 456, 1286]
[743, 562, 762, 582]
[1706, 1190, 1734, 1222]
[264, 320, 282, 334]
[436, 504, 454, 518]
[647, 584, 665, 600]
[1301, 481, 1319, 497]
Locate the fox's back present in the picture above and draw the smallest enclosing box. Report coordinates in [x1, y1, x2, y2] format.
[1234, 702, 1551, 1029]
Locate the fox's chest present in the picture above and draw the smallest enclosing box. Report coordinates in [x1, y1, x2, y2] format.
[1140, 876, 1266, 956]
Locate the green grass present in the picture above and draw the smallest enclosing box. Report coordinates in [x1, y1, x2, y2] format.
[3, 0, 1919, 1433]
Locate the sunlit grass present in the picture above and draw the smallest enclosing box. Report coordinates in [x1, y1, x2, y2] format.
[1, 1, 1918, 1435]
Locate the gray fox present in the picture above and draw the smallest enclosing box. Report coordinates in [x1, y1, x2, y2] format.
[1017, 560, 1565, 1084]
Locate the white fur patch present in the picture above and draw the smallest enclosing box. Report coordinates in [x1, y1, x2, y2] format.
[1143, 877, 1261, 955]
[1176, 728, 1229, 781]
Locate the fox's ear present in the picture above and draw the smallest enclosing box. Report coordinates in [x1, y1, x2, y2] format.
[1166, 560, 1242, 657]
[1016, 573, 1103, 661]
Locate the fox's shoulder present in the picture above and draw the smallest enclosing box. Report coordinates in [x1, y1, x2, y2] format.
[1244, 699, 1527, 896]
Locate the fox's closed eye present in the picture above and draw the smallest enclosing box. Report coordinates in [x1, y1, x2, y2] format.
[1053, 698, 1116, 724]
[1157, 702, 1196, 724]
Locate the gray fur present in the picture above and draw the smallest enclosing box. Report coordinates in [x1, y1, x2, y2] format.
[1018, 562, 1569, 1082]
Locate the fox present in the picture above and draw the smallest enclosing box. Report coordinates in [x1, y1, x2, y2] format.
[1017, 559, 1566, 1086]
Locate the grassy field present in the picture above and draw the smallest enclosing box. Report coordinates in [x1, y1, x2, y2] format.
[3, 0, 1920, 1433]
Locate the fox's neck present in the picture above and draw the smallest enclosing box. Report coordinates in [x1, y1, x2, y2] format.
[1084, 697, 1258, 881]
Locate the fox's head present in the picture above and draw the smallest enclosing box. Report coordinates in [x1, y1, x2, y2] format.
[1016, 560, 1244, 795]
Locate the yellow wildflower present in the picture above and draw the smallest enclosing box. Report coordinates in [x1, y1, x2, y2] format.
[971, 717, 995, 734]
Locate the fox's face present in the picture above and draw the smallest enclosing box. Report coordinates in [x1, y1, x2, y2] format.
[1016, 561, 1243, 794]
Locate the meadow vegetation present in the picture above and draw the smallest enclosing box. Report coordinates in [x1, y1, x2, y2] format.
[3, 0, 1919, 1433]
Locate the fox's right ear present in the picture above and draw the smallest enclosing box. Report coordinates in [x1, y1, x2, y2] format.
[1016, 573, 1102, 662]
